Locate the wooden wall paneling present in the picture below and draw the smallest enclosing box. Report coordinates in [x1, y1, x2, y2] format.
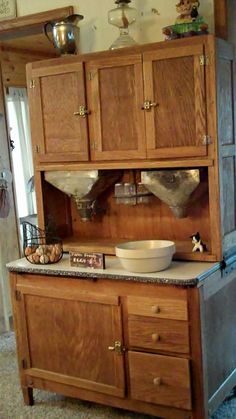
[0, 7, 74, 41]
[0, 49, 55, 87]
[214, 0, 228, 40]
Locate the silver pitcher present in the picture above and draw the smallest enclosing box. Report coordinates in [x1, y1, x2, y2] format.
[44, 14, 84, 55]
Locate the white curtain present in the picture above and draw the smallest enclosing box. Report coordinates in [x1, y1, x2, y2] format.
[5, 87, 36, 218]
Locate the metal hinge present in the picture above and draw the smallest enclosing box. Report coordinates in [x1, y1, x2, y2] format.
[35, 145, 40, 153]
[21, 359, 27, 369]
[29, 79, 36, 89]
[202, 135, 212, 145]
[15, 290, 22, 301]
[200, 55, 209, 66]
[90, 141, 98, 150]
[88, 71, 94, 81]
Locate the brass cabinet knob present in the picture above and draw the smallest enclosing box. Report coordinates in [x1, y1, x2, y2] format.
[153, 377, 162, 386]
[74, 106, 91, 118]
[142, 100, 158, 111]
[151, 333, 160, 343]
[151, 305, 160, 314]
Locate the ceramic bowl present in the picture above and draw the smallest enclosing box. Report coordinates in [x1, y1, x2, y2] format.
[115, 240, 175, 273]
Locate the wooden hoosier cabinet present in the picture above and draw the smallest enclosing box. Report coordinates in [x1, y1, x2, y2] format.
[8, 34, 236, 419]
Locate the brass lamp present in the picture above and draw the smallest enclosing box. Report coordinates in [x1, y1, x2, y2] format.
[108, 0, 138, 50]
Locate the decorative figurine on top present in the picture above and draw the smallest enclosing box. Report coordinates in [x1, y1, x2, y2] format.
[190, 232, 207, 253]
[163, 0, 208, 40]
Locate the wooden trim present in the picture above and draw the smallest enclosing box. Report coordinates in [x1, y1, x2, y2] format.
[26, 375, 191, 419]
[214, 0, 228, 40]
[28, 34, 213, 70]
[0, 7, 74, 40]
[146, 146, 207, 159]
[31, 62, 86, 78]
[34, 171, 45, 230]
[143, 43, 204, 61]
[26, 368, 124, 398]
[88, 54, 143, 69]
[17, 284, 120, 305]
[9, 276, 32, 386]
[188, 287, 206, 419]
[35, 158, 214, 172]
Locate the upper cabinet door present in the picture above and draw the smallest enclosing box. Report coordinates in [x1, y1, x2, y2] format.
[143, 44, 207, 159]
[86, 54, 146, 161]
[27, 63, 89, 163]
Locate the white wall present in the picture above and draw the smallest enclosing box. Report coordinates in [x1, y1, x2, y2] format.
[0, 109, 19, 333]
[16, 0, 214, 53]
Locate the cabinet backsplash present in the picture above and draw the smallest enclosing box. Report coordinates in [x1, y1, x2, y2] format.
[41, 167, 211, 261]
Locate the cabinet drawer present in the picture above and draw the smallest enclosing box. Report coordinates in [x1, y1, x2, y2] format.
[129, 351, 191, 410]
[128, 315, 189, 354]
[127, 296, 188, 321]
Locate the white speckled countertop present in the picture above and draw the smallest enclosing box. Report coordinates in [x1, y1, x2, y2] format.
[6, 254, 220, 286]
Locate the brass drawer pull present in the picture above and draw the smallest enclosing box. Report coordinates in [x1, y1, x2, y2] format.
[151, 333, 160, 343]
[142, 100, 158, 111]
[74, 106, 91, 118]
[151, 305, 160, 314]
[153, 377, 162, 386]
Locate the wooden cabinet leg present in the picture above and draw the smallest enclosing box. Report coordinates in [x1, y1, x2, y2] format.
[22, 387, 34, 406]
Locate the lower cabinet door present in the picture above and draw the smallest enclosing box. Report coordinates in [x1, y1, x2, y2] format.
[129, 351, 191, 410]
[17, 284, 125, 398]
